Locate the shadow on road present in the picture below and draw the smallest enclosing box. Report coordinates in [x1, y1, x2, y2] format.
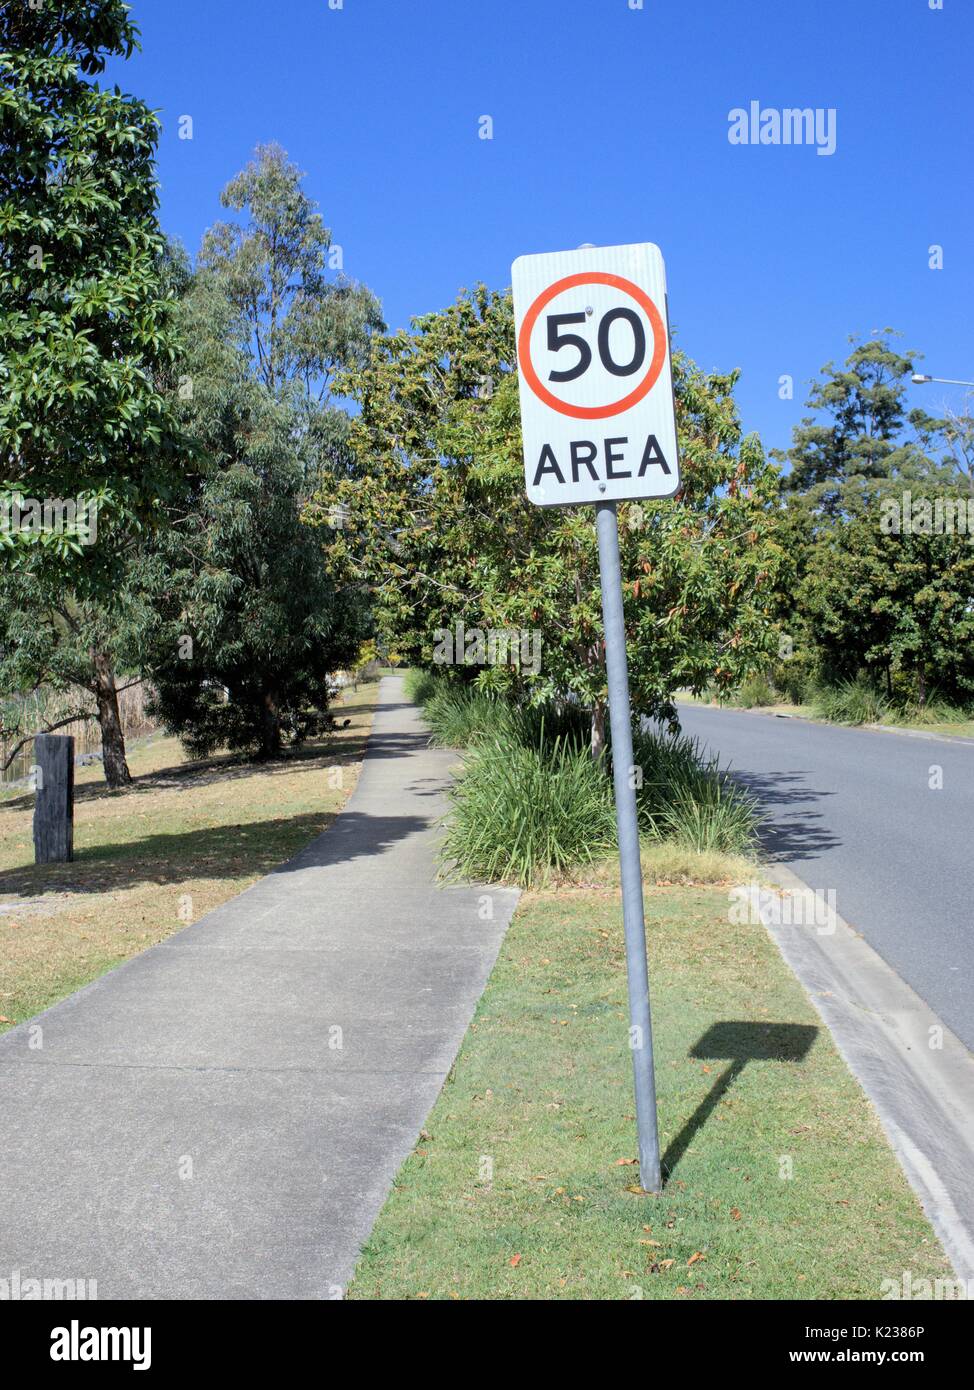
[728, 768, 842, 862]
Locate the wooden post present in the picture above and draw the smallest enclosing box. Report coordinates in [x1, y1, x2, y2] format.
[33, 734, 74, 864]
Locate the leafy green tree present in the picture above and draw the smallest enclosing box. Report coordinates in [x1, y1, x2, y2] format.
[776, 334, 970, 517]
[798, 504, 974, 706]
[772, 334, 974, 703]
[0, 555, 145, 787]
[331, 287, 787, 753]
[197, 143, 383, 490]
[139, 266, 370, 759]
[0, 0, 186, 559]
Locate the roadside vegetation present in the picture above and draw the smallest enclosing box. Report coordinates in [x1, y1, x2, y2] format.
[690, 675, 974, 736]
[2, 0, 967, 1306]
[406, 671, 759, 886]
[349, 881, 949, 1300]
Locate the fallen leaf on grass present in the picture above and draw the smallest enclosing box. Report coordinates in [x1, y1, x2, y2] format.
[687, 1252, 706, 1267]
[730, 1207, 742, 1221]
[509, 1254, 522, 1267]
[614, 1157, 638, 1166]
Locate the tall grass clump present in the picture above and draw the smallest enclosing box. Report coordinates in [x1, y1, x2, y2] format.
[410, 671, 592, 753]
[403, 668, 441, 708]
[422, 686, 511, 747]
[407, 670, 760, 882]
[885, 695, 969, 727]
[632, 727, 759, 855]
[735, 672, 777, 709]
[811, 678, 887, 726]
[443, 729, 617, 884]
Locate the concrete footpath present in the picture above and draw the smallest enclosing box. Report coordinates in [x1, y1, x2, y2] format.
[0, 677, 519, 1298]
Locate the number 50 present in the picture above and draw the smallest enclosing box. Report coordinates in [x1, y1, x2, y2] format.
[547, 307, 647, 383]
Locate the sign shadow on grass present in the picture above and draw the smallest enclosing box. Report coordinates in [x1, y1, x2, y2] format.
[661, 1022, 818, 1186]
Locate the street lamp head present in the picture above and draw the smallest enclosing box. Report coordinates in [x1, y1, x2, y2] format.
[912, 374, 933, 384]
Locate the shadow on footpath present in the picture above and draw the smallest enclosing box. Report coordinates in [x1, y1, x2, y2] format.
[0, 810, 431, 901]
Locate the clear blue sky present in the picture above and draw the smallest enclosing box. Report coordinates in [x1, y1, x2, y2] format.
[110, 0, 973, 456]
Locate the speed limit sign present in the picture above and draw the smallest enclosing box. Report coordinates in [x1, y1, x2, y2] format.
[512, 240, 674, 1190]
[512, 242, 679, 507]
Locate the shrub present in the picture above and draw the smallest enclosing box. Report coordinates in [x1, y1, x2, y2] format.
[811, 678, 887, 726]
[632, 727, 759, 855]
[443, 729, 617, 884]
[736, 673, 777, 709]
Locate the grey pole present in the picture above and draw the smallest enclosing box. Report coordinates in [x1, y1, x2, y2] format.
[595, 500, 661, 1192]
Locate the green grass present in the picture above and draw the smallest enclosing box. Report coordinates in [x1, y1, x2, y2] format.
[443, 732, 617, 883]
[348, 884, 949, 1300]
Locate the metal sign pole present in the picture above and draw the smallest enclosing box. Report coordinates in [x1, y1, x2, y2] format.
[595, 499, 662, 1193]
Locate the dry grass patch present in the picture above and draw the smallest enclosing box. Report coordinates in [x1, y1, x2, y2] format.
[0, 682, 378, 1031]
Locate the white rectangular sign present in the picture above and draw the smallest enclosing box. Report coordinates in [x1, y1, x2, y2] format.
[512, 242, 680, 507]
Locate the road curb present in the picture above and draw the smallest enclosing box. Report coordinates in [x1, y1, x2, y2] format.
[862, 722, 974, 747]
[741, 867, 974, 1287]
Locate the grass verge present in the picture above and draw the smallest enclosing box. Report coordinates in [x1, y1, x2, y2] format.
[680, 684, 974, 738]
[0, 681, 378, 1033]
[348, 879, 949, 1300]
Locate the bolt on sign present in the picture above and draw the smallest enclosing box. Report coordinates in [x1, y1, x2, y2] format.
[512, 242, 680, 507]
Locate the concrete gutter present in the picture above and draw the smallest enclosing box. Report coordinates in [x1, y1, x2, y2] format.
[740, 868, 974, 1284]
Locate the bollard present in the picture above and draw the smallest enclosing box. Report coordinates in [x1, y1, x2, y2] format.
[32, 734, 75, 864]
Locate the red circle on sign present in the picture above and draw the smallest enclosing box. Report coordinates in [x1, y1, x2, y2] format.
[518, 271, 667, 419]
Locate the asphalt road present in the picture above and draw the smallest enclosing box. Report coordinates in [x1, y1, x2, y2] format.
[670, 704, 974, 1053]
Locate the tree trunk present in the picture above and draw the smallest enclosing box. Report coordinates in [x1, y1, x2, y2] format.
[260, 690, 283, 758]
[590, 703, 607, 761]
[92, 653, 131, 789]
